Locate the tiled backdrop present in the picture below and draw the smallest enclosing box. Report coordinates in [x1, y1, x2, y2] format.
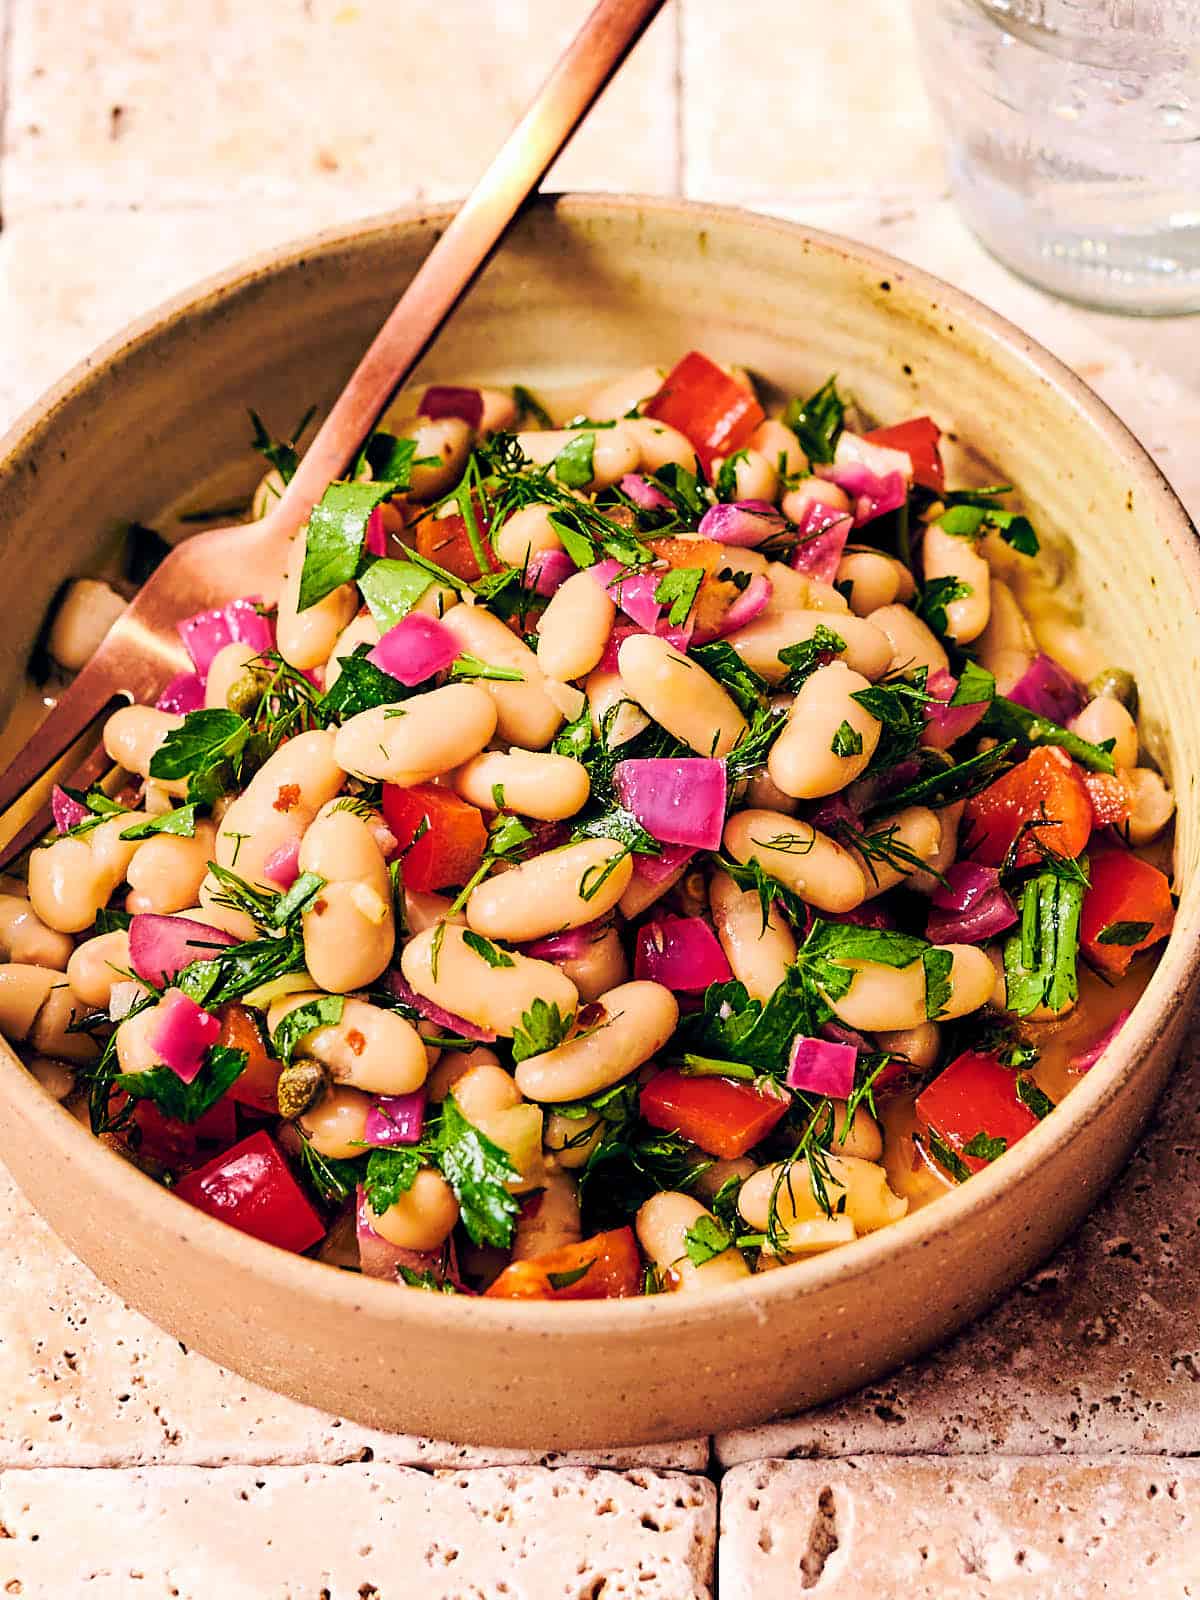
[1, 2, 1199, 1594]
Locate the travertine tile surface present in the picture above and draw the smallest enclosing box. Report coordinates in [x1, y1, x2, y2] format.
[0, 1464, 716, 1598]
[719, 1457, 1200, 1598]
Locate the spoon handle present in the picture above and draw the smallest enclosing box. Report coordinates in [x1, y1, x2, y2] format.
[281, 0, 665, 520]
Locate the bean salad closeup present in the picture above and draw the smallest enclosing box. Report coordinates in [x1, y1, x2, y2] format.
[1, 351, 1177, 1301]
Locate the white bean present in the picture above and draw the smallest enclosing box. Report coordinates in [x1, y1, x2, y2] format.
[850, 806, 942, 899]
[1127, 767, 1175, 845]
[922, 522, 991, 643]
[623, 416, 697, 471]
[724, 808, 865, 914]
[299, 1085, 371, 1160]
[323, 613, 380, 691]
[636, 1192, 749, 1290]
[712, 447, 778, 503]
[768, 661, 881, 799]
[727, 610, 892, 683]
[0, 896, 74, 970]
[618, 634, 747, 757]
[103, 705, 186, 796]
[585, 667, 650, 745]
[514, 980, 678, 1103]
[270, 992, 427, 1095]
[67, 930, 132, 1009]
[439, 603, 563, 749]
[582, 365, 663, 420]
[297, 803, 394, 992]
[370, 1168, 460, 1250]
[827, 944, 995, 1030]
[406, 416, 473, 500]
[556, 926, 629, 1004]
[876, 1022, 941, 1070]
[781, 478, 851, 522]
[334, 683, 497, 785]
[125, 822, 217, 915]
[467, 840, 631, 944]
[976, 579, 1036, 693]
[452, 748, 590, 821]
[513, 1168, 582, 1260]
[1071, 698, 1138, 771]
[514, 423, 639, 489]
[868, 603, 949, 677]
[204, 642, 261, 712]
[536, 570, 616, 682]
[29, 983, 98, 1064]
[28, 814, 148, 934]
[276, 531, 358, 672]
[709, 870, 797, 1003]
[748, 418, 807, 478]
[401, 925, 578, 1038]
[493, 503, 563, 567]
[0, 964, 61, 1042]
[48, 579, 126, 673]
[739, 1155, 907, 1237]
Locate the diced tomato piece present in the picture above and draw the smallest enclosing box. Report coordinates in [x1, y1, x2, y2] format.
[861, 416, 944, 493]
[484, 1227, 642, 1301]
[1079, 848, 1175, 980]
[219, 1002, 282, 1115]
[413, 502, 498, 583]
[382, 783, 488, 893]
[108, 1092, 236, 1172]
[643, 351, 765, 477]
[963, 746, 1093, 869]
[174, 1130, 325, 1253]
[915, 1050, 1039, 1175]
[1082, 769, 1134, 830]
[640, 1069, 789, 1159]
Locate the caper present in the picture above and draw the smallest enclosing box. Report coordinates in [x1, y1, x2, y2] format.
[1087, 666, 1138, 716]
[226, 665, 273, 718]
[275, 1059, 327, 1119]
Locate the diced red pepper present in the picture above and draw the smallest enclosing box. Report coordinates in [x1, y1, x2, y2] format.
[218, 1003, 282, 1115]
[382, 783, 488, 893]
[915, 1050, 1039, 1175]
[1082, 769, 1134, 830]
[861, 416, 944, 493]
[643, 351, 765, 478]
[640, 1068, 789, 1159]
[484, 1227, 642, 1301]
[108, 1092, 237, 1172]
[963, 746, 1093, 869]
[174, 1130, 325, 1253]
[1079, 848, 1174, 980]
[413, 499, 498, 583]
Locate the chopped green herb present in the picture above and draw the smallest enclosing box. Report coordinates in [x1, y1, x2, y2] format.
[1002, 866, 1086, 1017]
[938, 502, 1039, 557]
[777, 626, 847, 692]
[357, 558, 435, 631]
[552, 432, 596, 489]
[398, 1264, 462, 1293]
[461, 930, 515, 968]
[116, 1044, 246, 1126]
[546, 1261, 595, 1291]
[512, 384, 553, 429]
[683, 1214, 735, 1267]
[363, 1145, 422, 1214]
[1016, 1076, 1056, 1119]
[297, 480, 394, 612]
[922, 947, 955, 1020]
[950, 660, 997, 707]
[915, 576, 972, 639]
[926, 1128, 971, 1183]
[689, 641, 769, 717]
[782, 376, 845, 465]
[831, 720, 864, 758]
[271, 995, 345, 1066]
[1096, 919, 1154, 946]
[118, 804, 198, 841]
[436, 1093, 520, 1247]
[449, 653, 525, 683]
[654, 566, 706, 626]
[715, 449, 750, 502]
[249, 405, 314, 487]
[296, 1138, 363, 1205]
[318, 646, 412, 722]
[962, 1130, 1008, 1163]
[512, 999, 575, 1065]
[982, 697, 1116, 775]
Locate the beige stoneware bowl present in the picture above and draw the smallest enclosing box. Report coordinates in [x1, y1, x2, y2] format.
[0, 196, 1196, 1448]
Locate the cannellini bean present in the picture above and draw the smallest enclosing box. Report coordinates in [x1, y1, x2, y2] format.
[48, 579, 126, 673]
[618, 860, 689, 920]
[405, 416, 474, 500]
[712, 447, 779, 503]
[618, 634, 747, 757]
[335, 682, 498, 785]
[67, 930, 132, 1008]
[742, 769, 799, 815]
[323, 613, 381, 690]
[781, 478, 851, 522]
[1071, 697, 1138, 771]
[426, 1045, 501, 1102]
[276, 531, 358, 671]
[0, 964, 61, 1042]
[690, 1156, 758, 1203]
[825, 1100, 884, 1161]
[709, 870, 797, 1003]
[876, 1022, 941, 1070]
[30, 982, 97, 1064]
[27, 1055, 75, 1101]
[582, 364, 663, 420]
[724, 808, 866, 915]
[908, 799, 963, 897]
[536, 570, 616, 682]
[493, 503, 563, 567]
[759, 1217, 858, 1261]
[1127, 767, 1175, 845]
[836, 550, 915, 616]
[125, 821, 216, 915]
[727, 610, 892, 683]
[739, 1154, 907, 1237]
[270, 992, 427, 1095]
[439, 604, 563, 749]
[514, 980, 678, 1103]
[585, 668, 650, 745]
[514, 423, 640, 489]
[513, 1168, 583, 1260]
[299, 1084, 371, 1159]
[204, 642, 261, 711]
[636, 1192, 750, 1290]
[922, 521, 991, 643]
[767, 661, 882, 799]
[29, 814, 149, 934]
[412, 578, 460, 621]
[827, 943, 995, 1030]
[297, 803, 394, 992]
[401, 926, 578, 1038]
[976, 579, 1035, 693]
[623, 416, 697, 471]
[452, 1062, 545, 1192]
[543, 1108, 604, 1169]
[371, 1168, 460, 1250]
[478, 386, 519, 434]
[748, 418, 808, 478]
[452, 1060, 522, 1121]
[0, 896, 73, 970]
[466, 840, 632, 944]
[868, 603, 950, 677]
[452, 749, 590, 821]
[850, 806, 942, 900]
[556, 926, 629, 1004]
[103, 706, 187, 796]
[1032, 609, 1107, 685]
[763, 563, 849, 617]
[405, 889, 465, 935]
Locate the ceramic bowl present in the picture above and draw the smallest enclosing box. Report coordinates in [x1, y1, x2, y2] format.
[0, 196, 1196, 1448]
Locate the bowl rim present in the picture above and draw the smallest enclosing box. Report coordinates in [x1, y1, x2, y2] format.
[3, 190, 1198, 1340]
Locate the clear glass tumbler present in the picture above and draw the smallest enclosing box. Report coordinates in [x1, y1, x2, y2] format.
[911, 0, 1200, 314]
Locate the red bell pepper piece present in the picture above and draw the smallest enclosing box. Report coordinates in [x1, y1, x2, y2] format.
[1079, 848, 1174, 979]
[413, 497, 498, 583]
[861, 416, 944, 493]
[915, 1050, 1039, 1175]
[963, 746, 1093, 869]
[382, 783, 488, 893]
[174, 1130, 325, 1253]
[643, 351, 765, 477]
[1082, 769, 1134, 830]
[484, 1227, 642, 1300]
[640, 1068, 789, 1159]
[219, 1002, 282, 1115]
